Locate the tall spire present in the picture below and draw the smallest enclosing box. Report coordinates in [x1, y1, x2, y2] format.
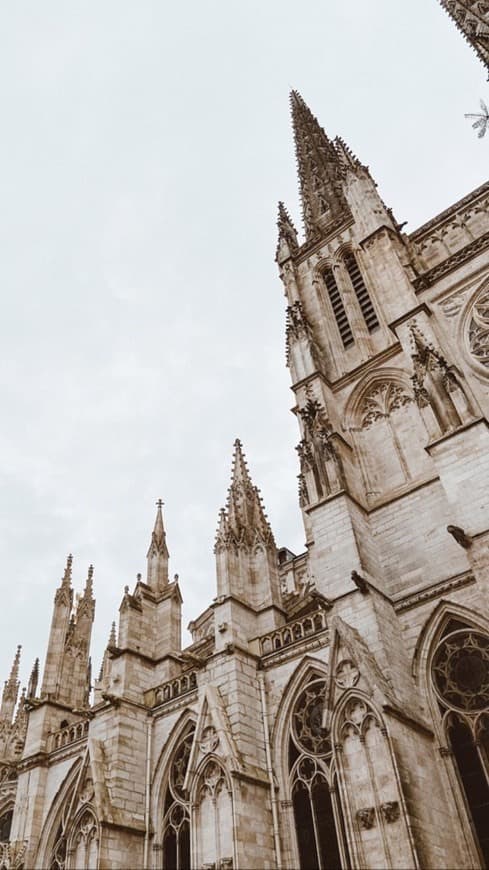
[439, 1, 489, 73]
[1, 645, 21, 722]
[215, 439, 275, 551]
[147, 499, 170, 592]
[290, 90, 349, 240]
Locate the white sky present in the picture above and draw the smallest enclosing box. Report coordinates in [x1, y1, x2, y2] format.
[0, 1, 487, 692]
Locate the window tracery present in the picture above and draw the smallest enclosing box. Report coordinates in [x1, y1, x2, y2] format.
[162, 725, 194, 870]
[47, 772, 98, 870]
[195, 759, 233, 870]
[288, 676, 346, 870]
[431, 625, 489, 866]
[468, 284, 489, 369]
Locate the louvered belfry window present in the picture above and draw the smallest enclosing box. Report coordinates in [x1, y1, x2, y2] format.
[322, 267, 354, 348]
[343, 252, 379, 332]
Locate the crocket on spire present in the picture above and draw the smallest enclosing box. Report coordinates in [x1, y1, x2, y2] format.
[290, 90, 350, 240]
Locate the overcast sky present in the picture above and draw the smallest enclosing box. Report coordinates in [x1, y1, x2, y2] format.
[0, 1, 487, 694]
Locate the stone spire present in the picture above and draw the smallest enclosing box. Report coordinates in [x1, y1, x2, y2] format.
[147, 500, 169, 592]
[215, 439, 275, 552]
[0, 645, 21, 722]
[290, 90, 350, 240]
[276, 201, 299, 262]
[77, 565, 95, 620]
[439, 1, 489, 72]
[27, 658, 39, 699]
[55, 553, 74, 608]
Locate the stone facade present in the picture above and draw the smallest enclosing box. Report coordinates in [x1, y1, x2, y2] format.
[2, 8, 489, 870]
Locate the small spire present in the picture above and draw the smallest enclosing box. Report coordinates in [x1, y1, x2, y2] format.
[61, 553, 73, 587]
[147, 500, 170, 591]
[27, 658, 39, 699]
[83, 565, 94, 598]
[276, 201, 299, 261]
[215, 440, 275, 551]
[290, 90, 349, 240]
[108, 621, 117, 648]
[1, 645, 22, 722]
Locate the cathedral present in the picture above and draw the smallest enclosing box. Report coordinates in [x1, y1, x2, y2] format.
[1, 2, 489, 868]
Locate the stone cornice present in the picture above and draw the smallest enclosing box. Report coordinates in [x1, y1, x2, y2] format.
[413, 231, 489, 292]
[394, 571, 475, 614]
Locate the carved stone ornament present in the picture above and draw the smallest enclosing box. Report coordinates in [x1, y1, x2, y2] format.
[439, 290, 469, 318]
[380, 800, 400, 823]
[292, 678, 331, 757]
[356, 807, 375, 829]
[334, 659, 360, 689]
[79, 776, 94, 805]
[468, 285, 489, 369]
[360, 382, 412, 429]
[199, 725, 219, 755]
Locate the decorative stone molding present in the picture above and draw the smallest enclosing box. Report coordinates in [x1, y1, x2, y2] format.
[380, 800, 400, 823]
[334, 659, 360, 690]
[356, 807, 375, 829]
[0, 840, 27, 869]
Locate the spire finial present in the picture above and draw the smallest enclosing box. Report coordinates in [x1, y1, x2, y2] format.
[84, 564, 94, 598]
[62, 553, 73, 587]
[146, 500, 169, 591]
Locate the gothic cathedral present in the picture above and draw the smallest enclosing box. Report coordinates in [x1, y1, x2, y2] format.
[1, 2, 489, 869]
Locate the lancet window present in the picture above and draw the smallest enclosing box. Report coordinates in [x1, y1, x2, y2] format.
[288, 676, 347, 870]
[69, 809, 98, 870]
[0, 809, 12, 842]
[195, 760, 233, 869]
[431, 621, 489, 867]
[342, 251, 379, 332]
[322, 268, 354, 349]
[162, 724, 194, 870]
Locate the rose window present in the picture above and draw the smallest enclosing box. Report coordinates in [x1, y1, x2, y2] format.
[432, 630, 489, 713]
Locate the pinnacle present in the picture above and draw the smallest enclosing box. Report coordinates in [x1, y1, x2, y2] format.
[61, 554, 73, 587]
[84, 565, 94, 597]
[215, 440, 275, 550]
[7, 646, 21, 688]
[149, 499, 169, 555]
[108, 621, 117, 647]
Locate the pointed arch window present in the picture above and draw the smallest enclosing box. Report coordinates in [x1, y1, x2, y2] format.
[162, 724, 194, 870]
[342, 251, 379, 332]
[288, 676, 348, 870]
[0, 809, 13, 842]
[431, 624, 489, 866]
[322, 267, 354, 349]
[69, 809, 98, 870]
